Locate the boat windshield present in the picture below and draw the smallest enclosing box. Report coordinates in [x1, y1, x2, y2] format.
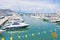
[12, 22, 19, 25]
[16, 20, 24, 23]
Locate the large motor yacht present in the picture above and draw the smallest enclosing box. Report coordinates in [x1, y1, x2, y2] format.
[3, 19, 29, 30]
[3, 13, 29, 30]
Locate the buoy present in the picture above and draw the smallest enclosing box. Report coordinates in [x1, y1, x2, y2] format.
[44, 31, 46, 34]
[54, 29, 57, 31]
[18, 36, 20, 38]
[32, 33, 34, 37]
[51, 32, 57, 39]
[10, 37, 13, 40]
[2, 37, 4, 40]
[50, 30, 52, 32]
[38, 32, 40, 35]
[25, 35, 28, 38]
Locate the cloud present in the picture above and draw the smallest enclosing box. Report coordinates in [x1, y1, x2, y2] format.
[0, 0, 60, 13]
[0, 0, 18, 9]
[19, 1, 57, 13]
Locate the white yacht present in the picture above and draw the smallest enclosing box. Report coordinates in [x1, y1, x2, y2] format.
[3, 14, 29, 30]
[31, 15, 41, 19]
[50, 19, 56, 22]
[42, 16, 49, 21]
[31, 15, 35, 18]
[3, 20, 29, 30]
[35, 16, 41, 19]
[50, 17, 58, 22]
[3, 13, 29, 30]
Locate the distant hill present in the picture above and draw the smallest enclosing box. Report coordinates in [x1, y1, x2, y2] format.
[0, 9, 16, 14]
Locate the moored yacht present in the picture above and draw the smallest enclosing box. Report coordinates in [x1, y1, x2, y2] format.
[43, 17, 50, 21]
[50, 17, 58, 23]
[1, 12, 29, 30]
[3, 21, 29, 30]
[34, 16, 41, 19]
[30, 14, 35, 18]
[31, 15, 41, 19]
[3, 13, 29, 30]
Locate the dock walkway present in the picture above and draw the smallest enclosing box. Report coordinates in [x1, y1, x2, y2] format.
[0, 17, 9, 26]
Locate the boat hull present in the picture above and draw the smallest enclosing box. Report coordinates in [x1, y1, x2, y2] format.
[3, 24, 29, 30]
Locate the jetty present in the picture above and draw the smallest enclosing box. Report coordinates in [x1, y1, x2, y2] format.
[0, 16, 9, 27]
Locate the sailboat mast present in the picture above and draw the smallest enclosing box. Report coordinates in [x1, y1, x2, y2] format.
[17, 0, 20, 14]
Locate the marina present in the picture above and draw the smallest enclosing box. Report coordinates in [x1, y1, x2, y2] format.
[0, 16, 9, 27]
[0, 0, 60, 40]
[0, 13, 60, 40]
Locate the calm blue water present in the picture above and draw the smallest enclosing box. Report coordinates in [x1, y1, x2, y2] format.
[0, 15, 60, 40]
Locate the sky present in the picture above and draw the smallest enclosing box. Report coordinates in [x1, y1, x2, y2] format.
[0, 0, 60, 13]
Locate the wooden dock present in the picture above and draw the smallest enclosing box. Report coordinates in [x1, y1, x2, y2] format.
[0, 16, 9, 27]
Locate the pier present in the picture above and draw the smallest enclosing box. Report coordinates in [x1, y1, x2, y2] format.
[0, 16, 9, 27]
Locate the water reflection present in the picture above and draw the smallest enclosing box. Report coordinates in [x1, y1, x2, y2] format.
[8, 28, 29, 31]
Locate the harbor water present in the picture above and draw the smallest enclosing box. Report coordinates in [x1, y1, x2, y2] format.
[0, 15, 60, 40]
